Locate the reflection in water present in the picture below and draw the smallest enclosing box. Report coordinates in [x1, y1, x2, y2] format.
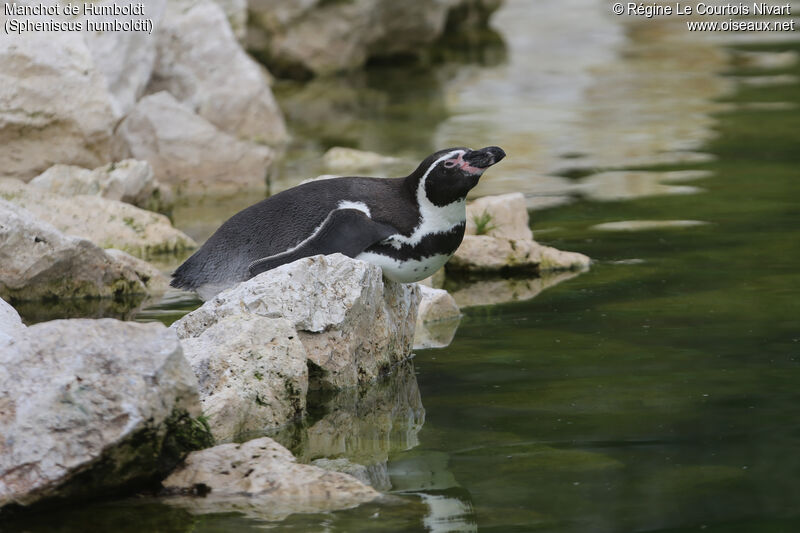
[414, 316, 462, 350]
[576, 170, 711, 201]
[446, 269, 586, 309]
[591, 220, 709, 232]
[261, 361, 426, 490]
[14, 293, 149, 325]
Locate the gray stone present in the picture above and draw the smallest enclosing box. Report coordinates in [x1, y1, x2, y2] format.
[413, 285, 461, 349]
[29, 160, 173, 214]
[81, 0, 167, 117]
[104, 249, 171, 294]
[0, 319, 209, 509]
[0, 32, 116, 181]
[247, 0, 462, 76]
[212, 0, 248, 42]
[0, 200, 148, 302]
[448, 235, 590, 274]
[149, 0, 287, 145]
[161, 437, 380, 521]
[172, 254, 420, 389]
[179, 315, 308, 442]
[465, 192, 533, 241]
[416, 285, 461, 324]
[0, 178, 195, 258]
[115, 92, 274, 197]
[0, 297, 24, 345]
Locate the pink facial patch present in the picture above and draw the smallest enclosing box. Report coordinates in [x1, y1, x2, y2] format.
[446, 153, 485, 175]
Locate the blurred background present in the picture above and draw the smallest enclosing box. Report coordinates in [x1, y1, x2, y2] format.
[2, 0, 799, 531]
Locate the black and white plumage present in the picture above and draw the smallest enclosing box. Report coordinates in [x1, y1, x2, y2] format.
[171, 146, 506, 300]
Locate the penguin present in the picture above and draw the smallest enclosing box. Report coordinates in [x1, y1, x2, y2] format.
[171, 146, 506, 300]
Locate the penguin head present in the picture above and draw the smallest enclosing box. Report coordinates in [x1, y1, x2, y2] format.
[410, 146, 506, 206]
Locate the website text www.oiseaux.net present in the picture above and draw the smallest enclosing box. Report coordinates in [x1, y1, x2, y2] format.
[613, 2, 797, 32]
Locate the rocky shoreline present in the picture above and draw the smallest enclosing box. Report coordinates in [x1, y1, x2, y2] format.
[0, 0, 593, 522]
[0, 191, 589, 518]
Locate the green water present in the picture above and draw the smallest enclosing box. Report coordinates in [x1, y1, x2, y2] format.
[8, 3, 800, 532]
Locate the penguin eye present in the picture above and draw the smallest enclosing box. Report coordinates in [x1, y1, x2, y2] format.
[443, 160, 459, 169]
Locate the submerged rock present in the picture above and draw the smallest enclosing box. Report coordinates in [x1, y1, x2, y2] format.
[149, 0, 287, 145]
[161, 437, 380, 521]
[29, 160, 173, 214]
[173, 254, 420, 390]
[180, 315, 308, 442]
[0, 200, 148, 302]
[0, 32, 116, 181]
[0, 319, 211, 510]
[115, 92, 274, 196]
[0, 178, 195, 258]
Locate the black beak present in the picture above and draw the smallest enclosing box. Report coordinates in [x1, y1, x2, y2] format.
[464, 146, 506, 169]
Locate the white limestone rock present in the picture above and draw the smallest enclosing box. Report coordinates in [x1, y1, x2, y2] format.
[448, 235, 590, 274]
[81, 0, 168, 117]
[0, 200, 148, 302]
[0, 297, 25, 346]
[172, 254, 420, 390]
[161, 437, 380, 521]
[0, 178, 195, 258]
[465, 192, 534, 241]
[115, 92, 274, 196]
[29, 160, 173, 213]
[149, 0, 287, 145]
[104, 249, 171, 294]
[416, 285, 461, 324]
[212, 0, 248, 42]
[0, 32, 116, 181]
[247, 0, 458, 76]
[413, 285, 461, 350]
[0, 319, 209, 509]
[179, 315, 308, 442]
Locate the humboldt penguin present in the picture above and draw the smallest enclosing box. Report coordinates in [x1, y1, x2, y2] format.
[171, 146, 506, 299]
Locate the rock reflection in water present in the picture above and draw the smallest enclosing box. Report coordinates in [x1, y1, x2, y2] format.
[269, 360, 425, 491]
[447, 269, 587, 309]
[577, 170, 711, 202]
[389, 452, 478, 533]
[14, 293, 150, 325]
[414, 316, 462, 350]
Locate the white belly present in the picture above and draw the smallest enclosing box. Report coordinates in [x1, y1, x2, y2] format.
[355, 251, 452, 283]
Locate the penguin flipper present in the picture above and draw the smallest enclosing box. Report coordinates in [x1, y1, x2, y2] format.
[248, 208, 398, 277]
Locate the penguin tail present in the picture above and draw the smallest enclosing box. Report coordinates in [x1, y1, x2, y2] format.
[170, 257, 200, 291]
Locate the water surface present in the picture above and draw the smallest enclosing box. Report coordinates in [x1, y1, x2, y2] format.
[11, 1, 800, 531]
